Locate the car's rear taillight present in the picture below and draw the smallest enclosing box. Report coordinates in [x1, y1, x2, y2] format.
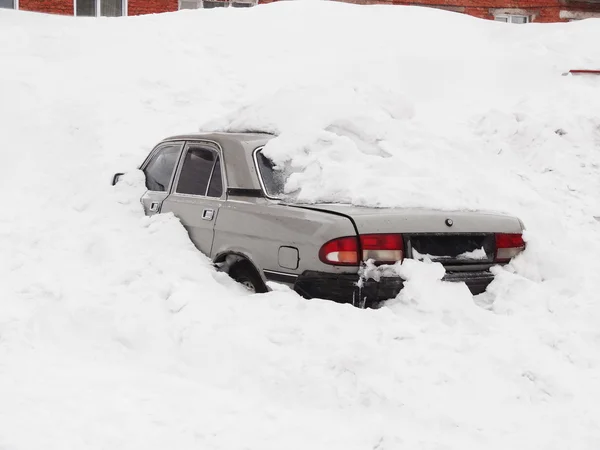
[361, 234, 404, 264]
[319, 236, 360, 265]
[319, 234, 404, 266]
[495, 233, 525, 262]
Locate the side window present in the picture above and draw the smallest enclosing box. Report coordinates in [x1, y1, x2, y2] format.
[207, 157, 223, 197]
[177, 147, 223, 197]
[256, 150, 286, 197]
[143, 144, 181, 192]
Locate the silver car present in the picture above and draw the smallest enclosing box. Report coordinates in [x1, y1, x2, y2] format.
[113, 132, 526, 307]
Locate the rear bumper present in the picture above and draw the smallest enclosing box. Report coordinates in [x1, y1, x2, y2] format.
[443, 270, 495, 294]
[293, 270, 494, 306]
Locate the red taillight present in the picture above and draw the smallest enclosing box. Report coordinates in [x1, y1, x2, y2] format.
[319, 234, 404, 266]
[495, 233, 525, 262]
[319, 236, 359, 265]
[361, 233, 404, 264]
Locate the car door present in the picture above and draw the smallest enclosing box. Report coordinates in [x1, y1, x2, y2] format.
[160, 141, 225, 257]
[140, 141, 184, 216]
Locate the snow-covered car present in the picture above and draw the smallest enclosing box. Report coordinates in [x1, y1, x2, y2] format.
[114, 131, 526, 307]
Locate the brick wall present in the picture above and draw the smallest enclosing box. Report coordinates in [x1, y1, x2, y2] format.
[260, 0, 600, 22]
[393, 0, 564, 22]
[15, 0, 600, 21]
[128, 0, 178, 15]
[18, 0, 178, 15]
[20, 0, 74, 15]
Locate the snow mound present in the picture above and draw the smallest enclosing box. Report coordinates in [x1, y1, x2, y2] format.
[1, 3, 600, 450]
[207, 81, 526, 212]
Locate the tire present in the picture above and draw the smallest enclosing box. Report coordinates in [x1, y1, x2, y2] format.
[229, 261, 268, 294]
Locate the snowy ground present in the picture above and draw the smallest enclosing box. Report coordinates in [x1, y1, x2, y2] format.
[1, 4, 600, 449]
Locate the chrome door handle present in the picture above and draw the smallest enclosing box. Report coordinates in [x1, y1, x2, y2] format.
[202, 209, 214, 221]
[149, 202, 159, 212]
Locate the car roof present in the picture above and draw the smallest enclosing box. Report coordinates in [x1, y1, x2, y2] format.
[162, 131, 275, 147]
[160, 131, 275, 191]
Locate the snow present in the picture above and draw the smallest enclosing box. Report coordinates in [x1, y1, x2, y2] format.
[412, 247, 489, 262]
[1, 3, 600, 450]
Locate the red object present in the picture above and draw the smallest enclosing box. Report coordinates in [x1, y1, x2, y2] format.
[569, 70, 600, 76]
[259, 0, 600, 23]
[319, 236, 360, 265]
[495, 233, 526, 262]
[320, 234, 404, 266]
[13, 0, 600, 21]
[19, 0, 74, 14]
[129, 0, 178, 15]
[18, 0, 178, 16]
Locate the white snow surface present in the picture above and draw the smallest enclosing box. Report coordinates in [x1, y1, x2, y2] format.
[1, 4, 600, 449]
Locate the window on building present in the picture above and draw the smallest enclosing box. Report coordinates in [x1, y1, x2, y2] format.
[180, 0, 200, 8]
[0, 0, 17, 9]
[77, 0, 96, 16]
[179, 0, 256, 9]
[203, 1, 229, 8]
[494, 14, 530, 23]
[75, 0, 126, 16]
[101, 0, 123, 16]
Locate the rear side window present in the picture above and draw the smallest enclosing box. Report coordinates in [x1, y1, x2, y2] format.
[207, 157, 223, 197]
[177, 147, 223, 197]
[256, 150, 286, 198]
[144, 144, 181, 192]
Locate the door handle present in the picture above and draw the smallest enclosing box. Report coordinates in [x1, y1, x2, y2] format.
[202, 209, 214, 221]
[149, 202, 159, 212]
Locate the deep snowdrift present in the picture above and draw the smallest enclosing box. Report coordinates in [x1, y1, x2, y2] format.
[1, 4, 600, 449]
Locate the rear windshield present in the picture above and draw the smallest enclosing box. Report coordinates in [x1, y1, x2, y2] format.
[255, 149, 287, 198]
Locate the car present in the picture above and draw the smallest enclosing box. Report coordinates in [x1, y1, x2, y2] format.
[113, 131, 526, 307]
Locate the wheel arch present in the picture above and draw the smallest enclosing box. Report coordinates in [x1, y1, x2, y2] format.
[213, 250, 267, 284]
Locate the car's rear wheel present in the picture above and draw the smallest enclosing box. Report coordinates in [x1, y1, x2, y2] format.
[229, 261, 268, 294]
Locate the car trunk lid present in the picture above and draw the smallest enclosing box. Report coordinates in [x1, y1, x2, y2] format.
[308, 204, 522, 234]
[294, 204, 523, 267]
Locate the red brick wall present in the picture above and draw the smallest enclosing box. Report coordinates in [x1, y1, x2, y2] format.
[260, 0, 600, 22]
[15, 0, 600, 21]
[19, 0, 178, 15]
[392, 0, 564, 22]
[20, 0, 74, 15]
[128, 0, 178, 15]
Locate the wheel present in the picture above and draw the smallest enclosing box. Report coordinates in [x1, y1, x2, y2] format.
[229, 261, 268, 294]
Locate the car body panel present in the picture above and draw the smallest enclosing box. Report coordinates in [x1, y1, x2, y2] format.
[160, 140, 227, 256]
[142, 190, 170, 216]
[212, 197, 358, 285]
[162, 194, 224, 256]
[297, 204, 523, 234]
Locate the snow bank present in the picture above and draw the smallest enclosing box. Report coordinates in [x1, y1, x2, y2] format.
[1, 3, 600, 450]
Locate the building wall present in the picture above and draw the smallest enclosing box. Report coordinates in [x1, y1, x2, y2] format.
[128, 0, 178, 15]
[260, 0, 600, 22]
[15, 0, 600, 20]
[18, 0, 178, 15]
[20, 0, 74, 15]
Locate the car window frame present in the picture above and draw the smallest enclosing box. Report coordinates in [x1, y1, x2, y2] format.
[171, 140, 227, 200]
[139, 141, 185, 193]
[253, 146, 283, 200]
